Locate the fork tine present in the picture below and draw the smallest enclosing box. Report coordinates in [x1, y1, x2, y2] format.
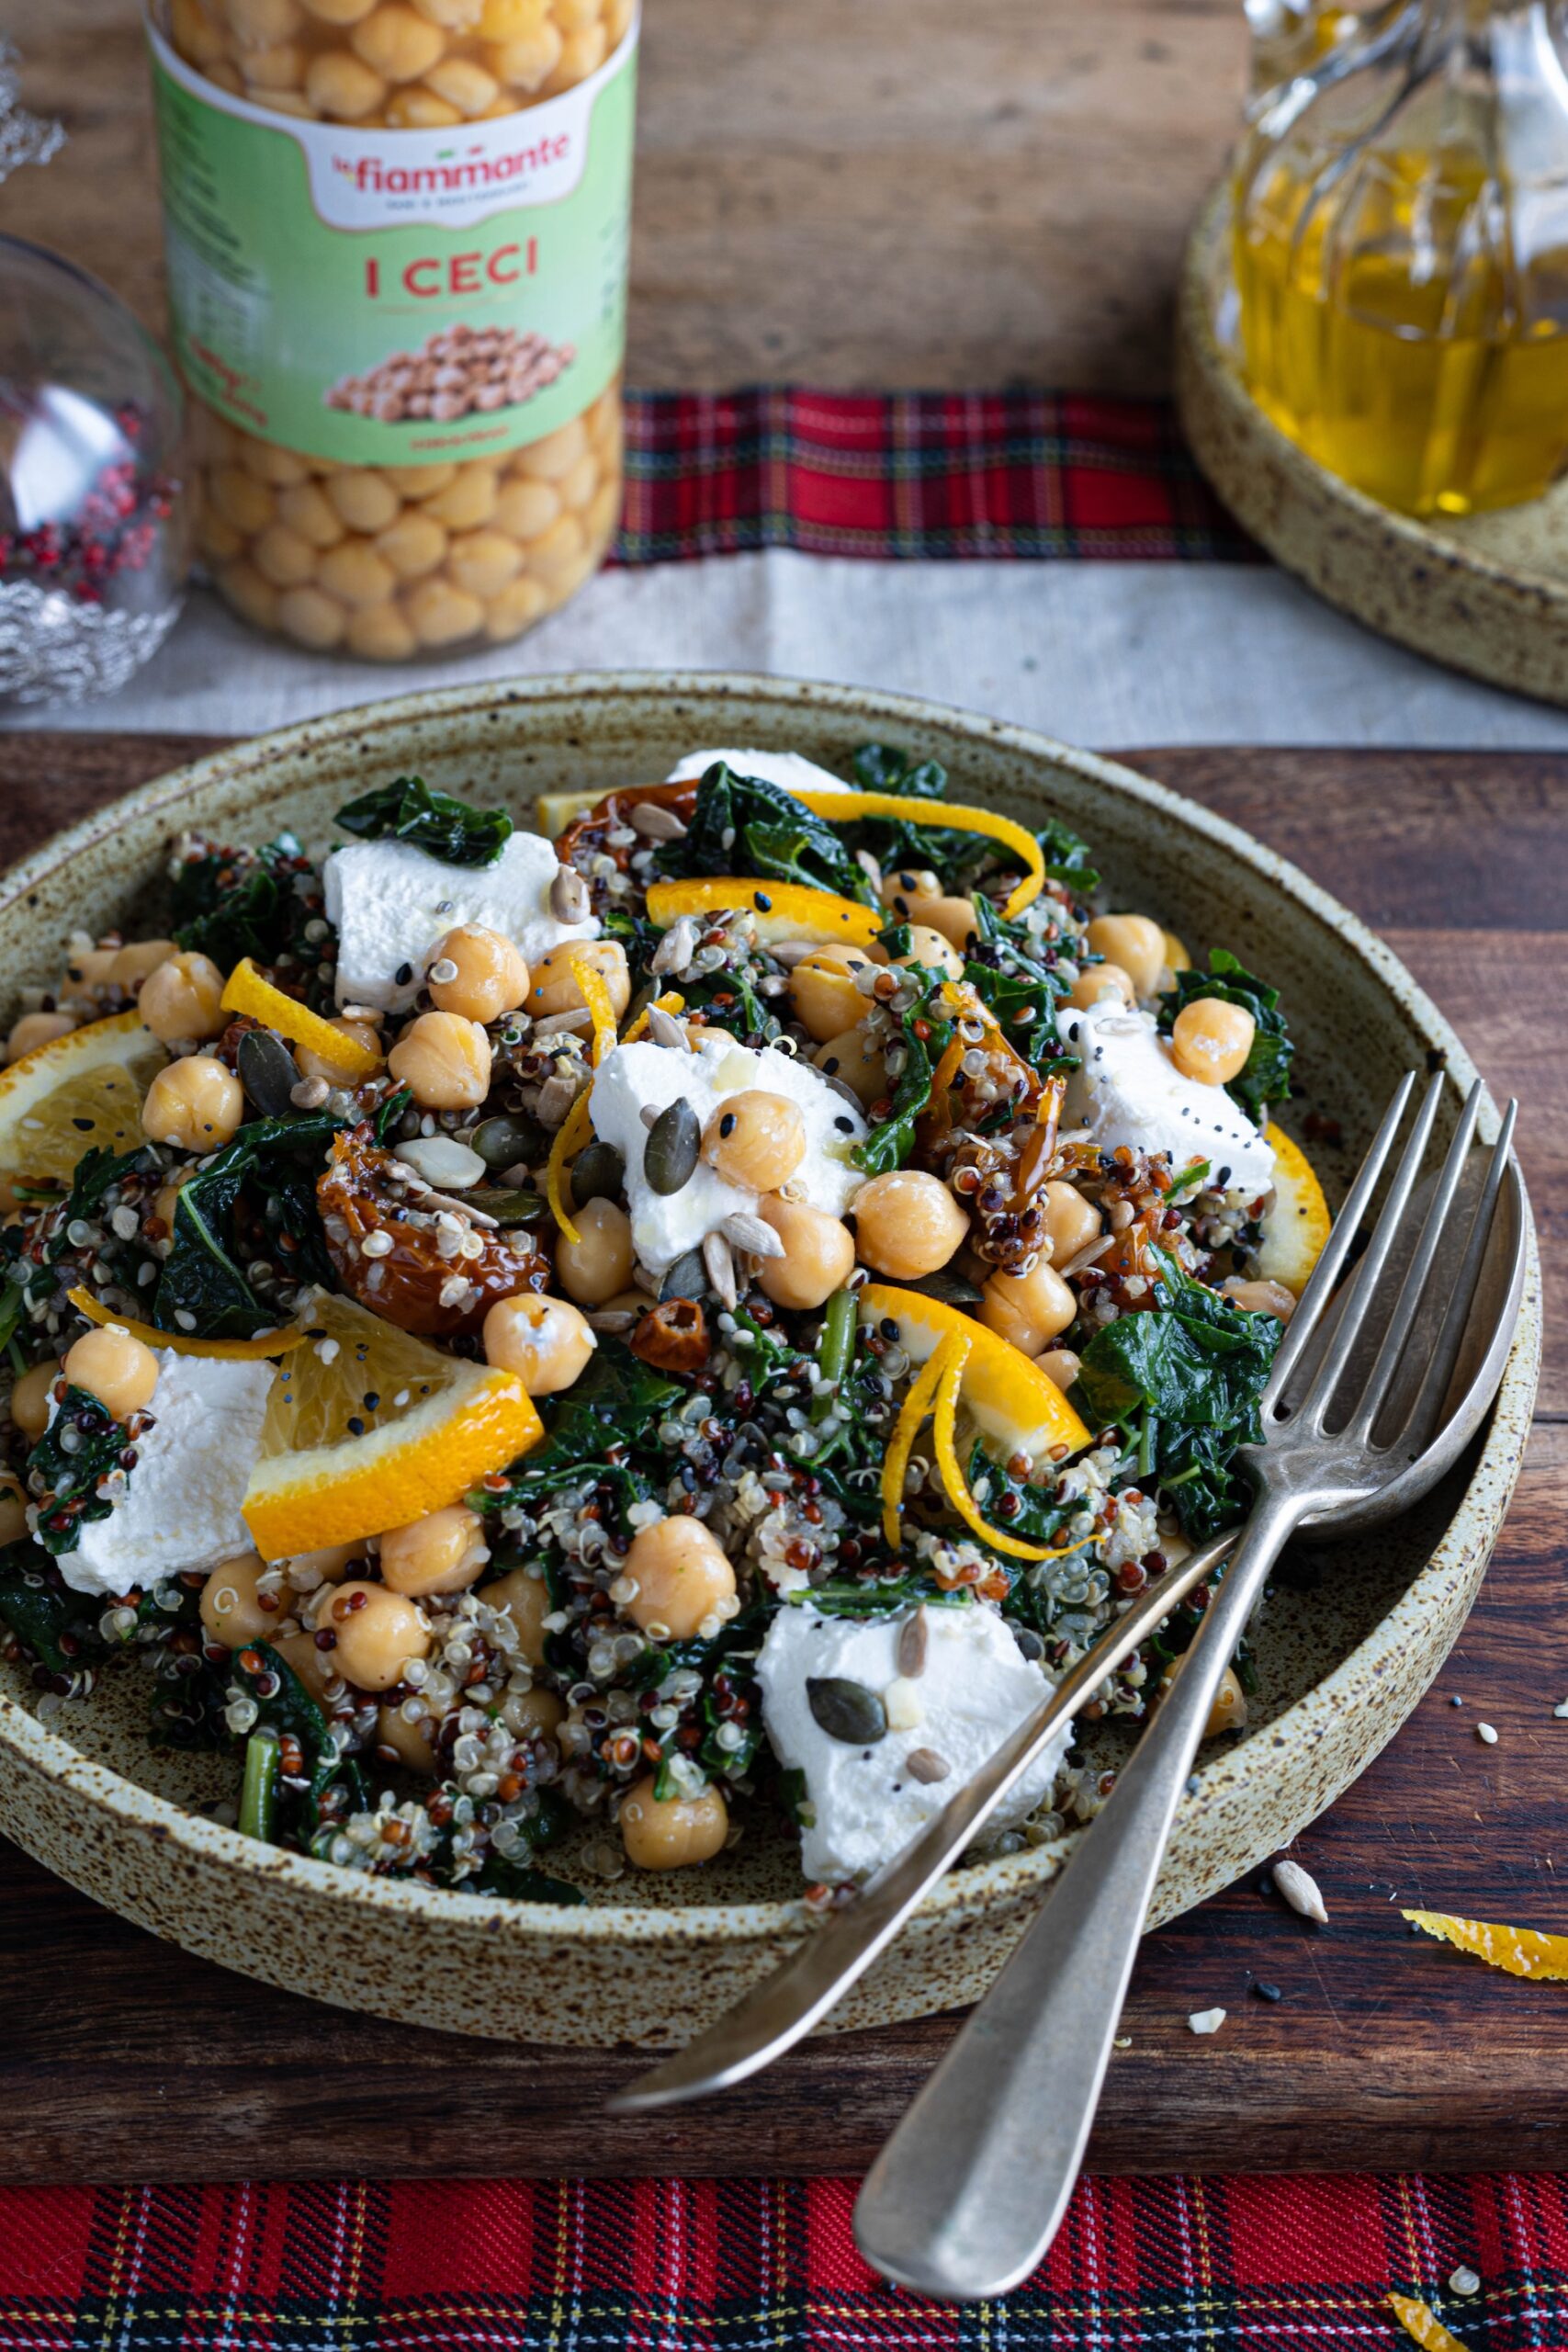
[1394, 1099, 1518, 1459]
[1289, 1070, 1446, 1424]
[1346, 1079, 1483, 1440]
[1265, 1070, 1416, 1407]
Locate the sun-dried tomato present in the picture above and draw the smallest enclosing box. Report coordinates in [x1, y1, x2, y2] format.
[630, 1296, 710, 1373]
[318, 1126, 548, 1338]
[555, 779, 699, 878]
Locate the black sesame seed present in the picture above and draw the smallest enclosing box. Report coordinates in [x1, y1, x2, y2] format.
[719, 1112, 737, 1138]
[1253, 1981, 1284, 2003]
[823, 1057, 840, 1075]
[363, 1392, 380, 1411]
[833, 1115, 853, 1133]
[753, 891, 773, 912]
[72, 1116, 94, 1132]
[396, 962, 414, 986]
[346, 1415, 365, 1436]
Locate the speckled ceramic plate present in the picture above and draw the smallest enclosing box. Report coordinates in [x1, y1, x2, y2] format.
[1179, 183, 1568, 707]
[0, 674, 1540, 2049]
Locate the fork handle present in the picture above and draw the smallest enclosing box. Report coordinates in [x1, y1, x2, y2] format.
[852, 1485, 1302, 2302]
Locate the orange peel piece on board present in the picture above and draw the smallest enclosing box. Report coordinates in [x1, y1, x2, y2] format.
[220, 958, 381, 1081]
[1402, 1909, 1568, 1981]
[545, 989, 685, 1244]
[790, 790, 1045, 921]
[645, 877, 884, 952]
[67, 1286, 305, 1361]
[1387, 2293, 1470, 2352]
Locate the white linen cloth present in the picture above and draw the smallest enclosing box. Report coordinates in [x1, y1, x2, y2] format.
[7, 553, 1568, 748]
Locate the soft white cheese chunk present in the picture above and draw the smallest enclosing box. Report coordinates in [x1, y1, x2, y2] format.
[49, 1354, 276, 1600]
[322, 830, 598, 1012]
[1057, 996, 1275, 1197]
[757, 1599, 1072, 1884]
[588, 1033, 867, 1274]
[662, 748, 857, 795]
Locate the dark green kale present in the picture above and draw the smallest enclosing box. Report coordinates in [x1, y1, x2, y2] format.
[172, 833, 319, 971]
[801, 1574, 967, 1617]
[1034, 817, 1100, 892]
[232, 1641, 368, 1839]
[475, 1856, 587, 1905]
[152, 1112, 341, 1340]
[675, 763, 873, 903]
[1072, 1256, 1281, 1538]
[962, 893, 1076, 1075]
[1157, 949, 1294, 1125]
[850, 927, 955, 1177]
[517, 1340, 683, 1480]
[0, 1543, 104, 1671]
[335, 775, 512, 868]
[629, 1602, 768, 1794]
[26, 1385, 133, 1555]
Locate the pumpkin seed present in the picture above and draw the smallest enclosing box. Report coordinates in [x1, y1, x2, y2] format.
[466, 1186, 546, 1226]
[237, 1027, 301, 1120]
[643, 1100, 701, 1194]
[570, 1139, 625, 1208]
[807, 1676, 888, 1747]
[905, 1747, 951, 1784]
[471, 1114, 538, 1170]
[896, 1608, 929, 1679]
[660, 1247, 709, 1303]
[908, 1267, 986, 1307]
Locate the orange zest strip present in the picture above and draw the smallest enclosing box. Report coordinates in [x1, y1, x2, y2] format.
[929, 1329, 1092, 1564]
[220, 958, 381, 1081]
[571, 956, 617, 1068]
[1402, 1909, 1568, 1981]
[791, 790, 1045, 921]
[545, 989, 685, 1245]
[880, 1342, 953, 1551]
[67, 1286, 304, 1361]
[1387, 2293, 1470, 2352]
[646, 876, 884, 949]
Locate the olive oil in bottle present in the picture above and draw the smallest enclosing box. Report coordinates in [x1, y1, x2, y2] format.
[1233, 2, 1568, 516]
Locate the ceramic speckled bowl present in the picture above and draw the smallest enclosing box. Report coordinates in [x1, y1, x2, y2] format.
[0, 674, 1540, 2049]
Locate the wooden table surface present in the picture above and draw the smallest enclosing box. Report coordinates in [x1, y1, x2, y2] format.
[6, 1, 1247, 392]
[0, 730, 1562, 2184]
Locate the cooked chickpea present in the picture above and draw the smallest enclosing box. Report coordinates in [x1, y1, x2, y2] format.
[62, 944, 118, 996]
[62, 1326, 161, 1421]
[554, 1196, 633, 1306]
[6, 1011, 74, 1063]
[276, 582, 348, 649]
[0, 1474, 28, 1546]
[1041, 1180, 1101, 1266]
[483, 1292, 596, 1392]
[1034, 1346, 1081, 1393]
[295, 1015, 385, 1082]
[787, 946, 874, 1044]
[1170, 996, 1257, 1087]
[304, 47, 388, 115]
[378, 1502, 491, 1597]
[199, 1551, 276, 1648]
[108, 939, 177, 990]
[479, 1565, 550, 1665]
[323, 469, 400, 533]
[622, 1512, 737, 1639]
[347, 605, 419, 663]
[510, 1684, 565, 1741]
[852, 1170, 967, 1279]
[1222, 1277, 1296, 1321]
[139, 951, 227, 1045]
[1162, 929, 1190, 978]
[895, 924, 964, 980]
[756, 1196, 855, 1311]
[376, 509, 447, 580]
[141, 1056, 246, 1150]
[351, 0, 446, 74]
[979, 1259, 1077, 1356]
[701, 1091, 807, 1192]
[273, 1628, 336, 1700]
[525, 937, 630, 1022]
[427, 923, 528, 1023]
[387, 1010, 491, 1110]
[323, 1580, 430, 1689]
[9, 1360, 58, 1440]
[284, 1541, 365, 1582]
[878, 868, 977, 954]
[377, 1700, 439, 1774]
[811, 1026, 886, 1110]
[1067, 961, 1135, 1013]
[1161, 1655, 1248, 1741]
[1085, 913, 1165, 1001]
[620, 1774, 728, 1871]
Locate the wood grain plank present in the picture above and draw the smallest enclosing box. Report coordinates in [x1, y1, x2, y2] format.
[6, 0, 1247, 392]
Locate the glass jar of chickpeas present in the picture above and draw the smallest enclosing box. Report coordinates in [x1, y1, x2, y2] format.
[143, 0, 635, 660]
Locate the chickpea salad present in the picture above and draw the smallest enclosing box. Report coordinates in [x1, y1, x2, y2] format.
[0, 746, 1328, 1902]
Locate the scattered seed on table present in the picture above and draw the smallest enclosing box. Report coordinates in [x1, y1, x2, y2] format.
[1448, 2266, 1481, 2297]
[1477, 1722, 1499, 1745]
[1253, 1981, 1284, 2004]
[1188, 2007, 1226, 2036]
[1274, 1858, 1329, 1923]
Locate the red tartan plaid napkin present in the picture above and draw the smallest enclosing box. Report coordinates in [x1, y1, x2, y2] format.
[0, 2175, 1563, 2344]
[614, 390, 1255, 563]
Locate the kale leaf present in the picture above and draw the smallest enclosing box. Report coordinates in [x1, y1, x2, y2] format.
[152, 1112, 341, 1340]
[476, 1856, 587, 1905]
[172, 833, 314, 970]
[335, 775, 512, 869]
[522, 1340, 683, 1476]
[1157, 949, 1293, 1125]
[962, 893, 1075, 1073]
[26, 1385, 133, 1556]
[0, 1544, 102, 1670]
[851, 743, 951, 800]
[677, 764, 873, 903]
[850, 933, 954, 1178]
[1035, 817, 1100, 891]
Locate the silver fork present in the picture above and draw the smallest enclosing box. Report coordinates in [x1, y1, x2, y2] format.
[853, 1070, 1520, 2300]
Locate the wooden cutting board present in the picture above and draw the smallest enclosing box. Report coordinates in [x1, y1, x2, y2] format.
[0, 734, 1562, 2184]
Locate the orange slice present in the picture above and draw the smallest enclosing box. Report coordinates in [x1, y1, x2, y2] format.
[929, 1331, 1092, 1565]
[865, 1280, 1090, 1479]
[545, 989, 685, 1245]
[220, 958, 381, 1081]
[791, 790, 1045, 920]
[1402, 1909, 1568, 1982]
[645, 877, 884, 953]
[0, 1009, 166, 1183]
[241, 1289, 540, 1557]
[66, 1286, 305, 1361]
[1256, 1125, 1332, 1297]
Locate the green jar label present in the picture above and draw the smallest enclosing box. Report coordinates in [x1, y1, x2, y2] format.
[146, 11, 637, 466]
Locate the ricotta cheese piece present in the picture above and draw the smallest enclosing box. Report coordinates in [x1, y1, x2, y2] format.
[322, 830, 598, 1012]
[50, 1353, 276, 1600]
[588, 1032, 867, 1274]
[756, 1599, 1071, 1884]
[1057, 996, 1275, 1197]
[663, 748, 858, 796]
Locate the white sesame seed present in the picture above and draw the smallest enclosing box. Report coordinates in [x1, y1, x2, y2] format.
[360, 1231, 394, 1259]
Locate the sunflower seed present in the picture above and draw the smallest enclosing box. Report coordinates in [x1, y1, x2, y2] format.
[630, 800, 688, 841]
[767, 939, 819, 968]
[549, 865, 590, 923]
[570, 1140, 625, 1207]
[237, 1028, 301, 1120]
[660, 1247, 709, 1302]
[532, 1006, 594, 1039]
[905, 1745, 949, 1783]
[807, 1676, 887, 1746]
[644, 1100, 701, 1194]
[897, 1608, 929, 1679]
[1273, 1857, 1328, 1923]
[587, 1308, 638, 1334]
[645, 1003, 692, 1052]
[535, 1073, 582, 1129]
[720, 1211, 785, 1261]
[703, 1229, 739, 1309]
[650, 916, 699, 977]
[398, 1136, 485, 1190]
